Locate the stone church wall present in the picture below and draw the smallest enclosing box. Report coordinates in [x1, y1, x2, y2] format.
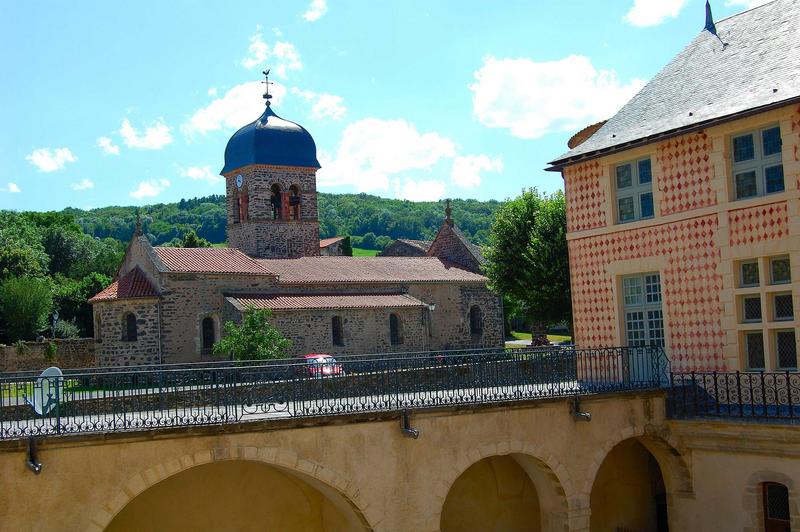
[94, 299, 161, 366]
[0, 339, 96, 372]
[229, 221, 320, 259]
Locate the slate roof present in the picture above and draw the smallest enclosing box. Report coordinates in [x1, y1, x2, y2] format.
[89, 266, 159, 302]
[227, 293, 426, 311]
[319, 236, 345, 248]
[152, 247, 273, 275]
[257, 256, 488, 284]
[221, 105, 321, 173]
[549, 0, 800, 168]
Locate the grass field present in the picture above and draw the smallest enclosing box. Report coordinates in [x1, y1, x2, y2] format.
[352, 247, 380, 257]
[506, 331, 572, 348]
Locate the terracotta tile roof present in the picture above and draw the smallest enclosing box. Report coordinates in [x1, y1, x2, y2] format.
[397, 239, 432, 252]
[256, 256, 487, 284]
[319, 236, 345, 248]
[89, 266, 159, 302]
[153, 246, 273, 275]
[228, 293, 426, 311]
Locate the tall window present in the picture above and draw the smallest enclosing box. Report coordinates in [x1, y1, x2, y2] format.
[469, 306, 483, 336]
[615, 158, 654, 223]
[289, 185, 301, 221]
[94, 313, 102, 343]
[622, 273, 664, 347]
[202, 317, 215, 350]
[270, 184, 283, 220]
[331, 316, 344, 347]
[232, 191, 241, 224]
[732, 125, 784, 200]
[122, 312, 138, 342]
[389, 313, 403, 345]
[762, 482, 791, 532]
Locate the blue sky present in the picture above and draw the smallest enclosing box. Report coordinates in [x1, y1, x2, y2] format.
[0, 0, 765, 210]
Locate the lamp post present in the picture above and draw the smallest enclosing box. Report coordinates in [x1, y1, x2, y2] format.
[50, 310, 59, 340]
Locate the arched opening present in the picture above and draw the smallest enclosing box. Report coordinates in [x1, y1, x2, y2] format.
[763, 482, 791, 532]
[332, 315, 344, 347]
[441, 455, 545, 532]
[122, 312, 137, 342]
[289, 184, 301, 221]
[469, 305, 483, 337]
[590, 438, 669, 532]
[271, 184, 283, 220]
[389, 313, 403, 345]
[201, 316, 216, 351]
[105, 460, 369, 532]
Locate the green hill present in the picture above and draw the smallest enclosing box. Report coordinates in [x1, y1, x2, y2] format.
[67, 193, 501, 250]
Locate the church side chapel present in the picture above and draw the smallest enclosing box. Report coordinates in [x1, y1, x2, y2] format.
[89, 72, 502, 366]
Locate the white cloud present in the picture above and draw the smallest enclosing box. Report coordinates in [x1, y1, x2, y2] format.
[25, 147, 77, 173]
[724, 0, 770, 8]
[317, 118, 456, 193]
[97, 136, 120, 155]
[182, 81, 287, 137]
[207, 87, 218, 96]
[398, 178, 447, 202]
[119, 118, 173, 150]
[130, 179, 170, 200]
[291, 88, 347, 121]
[70, 179, 94, 191]
[178, 165, 223, 185]
[450, 155, 503, 189]
[624, 0, 689, 27]
[1, 182, 21, 193]
[241, 29, 303, 78]
[302, 0, 328, 21]
[470, 55, 645, 139]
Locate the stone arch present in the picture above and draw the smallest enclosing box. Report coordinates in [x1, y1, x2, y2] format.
[270, 183, 284, 219]
[433, 441, 573, 532]
[288, 183, 301, 220]
[583, 426, 693, 532]
[89, 445, 375, 532]
[199, 313, 220, 353]
[743, 470, 800, 532]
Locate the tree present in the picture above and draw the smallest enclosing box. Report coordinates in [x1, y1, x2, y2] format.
[0, 276, 53, 342]
[340, 236, 353, 257]
[53, 272, 111, 336]
[484, 188, 571, 331]
[213, 308, 291, 360]
[181, 229, 212, 248]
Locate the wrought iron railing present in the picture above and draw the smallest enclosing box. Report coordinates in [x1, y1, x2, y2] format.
[669, 371, 800, 422]
[0, 346, 668, 440]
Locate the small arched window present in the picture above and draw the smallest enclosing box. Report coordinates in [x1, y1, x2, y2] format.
[202, 317, 216, 350]
[289, 185, 301, 221]
[763, 482, 790, 531]
[332, 316, 344, 347]
[122, 312, 138, 342]
[270, 184, 283, 220]
[390, 313, 403, 345]
[232, 190, 241, 224]
[469, 306, 483, 336]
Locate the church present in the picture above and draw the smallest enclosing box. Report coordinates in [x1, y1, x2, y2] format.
[89, 85, 503, 366]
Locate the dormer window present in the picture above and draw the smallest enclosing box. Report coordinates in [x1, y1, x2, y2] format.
[615, 158, 653, 223]
[732, 125, 783, 200]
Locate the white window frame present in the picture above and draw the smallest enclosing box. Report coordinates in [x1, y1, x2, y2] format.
[731, 125, 784, 200]
[741, 295, 763, 323]
[775, 329, 798, 370]
[770, 256, 791, 285]
[615, 158, 654, 224]
[622, 273, 664, 347]
[772, 292, 794, 322]
[739, 260, 760, 288]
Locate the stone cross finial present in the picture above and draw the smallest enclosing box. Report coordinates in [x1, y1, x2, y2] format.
[262, 68, 273, 106]
[445, 199, 453, 226]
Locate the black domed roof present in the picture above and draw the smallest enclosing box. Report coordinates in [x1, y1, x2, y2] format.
[221, 105, 321, 174]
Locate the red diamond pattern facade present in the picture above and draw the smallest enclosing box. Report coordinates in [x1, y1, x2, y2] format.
[564, 160, 607, 233]
[656, 132, 715, 216]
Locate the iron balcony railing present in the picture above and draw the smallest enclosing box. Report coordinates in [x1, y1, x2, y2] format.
[669, 371, 800, 423]
[0, 346, 669, 440]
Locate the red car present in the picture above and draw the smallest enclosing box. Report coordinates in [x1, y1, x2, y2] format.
[296, 354, 344, 378]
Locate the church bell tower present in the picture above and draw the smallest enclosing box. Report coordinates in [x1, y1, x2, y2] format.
[221, 69, 320, 259]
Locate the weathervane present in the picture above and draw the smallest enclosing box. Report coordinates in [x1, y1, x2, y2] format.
[262, 68, 273, 106]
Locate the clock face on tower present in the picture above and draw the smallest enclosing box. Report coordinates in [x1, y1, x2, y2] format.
[235, 174, 243, 189]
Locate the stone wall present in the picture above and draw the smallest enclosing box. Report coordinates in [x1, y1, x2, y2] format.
[267, 307, 426, 356]
[225, 164, 320, 258]
[94, 299, 161, 366]
[427, 223, 483, 273]
[0, 338, 96, 372]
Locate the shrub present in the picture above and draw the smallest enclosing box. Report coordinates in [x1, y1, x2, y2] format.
[213, 308, 290, 361]
[0, 276, 53, 342]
